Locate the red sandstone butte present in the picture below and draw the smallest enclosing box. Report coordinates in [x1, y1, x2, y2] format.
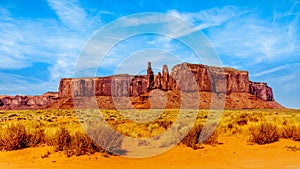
[0, 62, 283, 110]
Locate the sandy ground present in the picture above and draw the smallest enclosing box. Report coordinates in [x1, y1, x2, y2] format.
[0, 136, 300, 169]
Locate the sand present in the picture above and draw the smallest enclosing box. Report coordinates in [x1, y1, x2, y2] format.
[0, 136, 300, 169]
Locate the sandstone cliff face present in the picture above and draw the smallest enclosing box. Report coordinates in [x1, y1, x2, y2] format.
[57, 62, 274, 102]
[0, 92, 58, 110]
[249, 82, 274, 101]
[0, 62, 279, 110]
[170, 63, 250, 94]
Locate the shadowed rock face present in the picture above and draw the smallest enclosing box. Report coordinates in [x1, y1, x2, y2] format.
[0, 62, 281, 110]
[249, 82, 274, 101]
[0, 99, 3, 106]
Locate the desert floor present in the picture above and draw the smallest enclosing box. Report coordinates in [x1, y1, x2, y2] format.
[1, 136, 300, 169]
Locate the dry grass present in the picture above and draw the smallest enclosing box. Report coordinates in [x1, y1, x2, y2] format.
[181, 123, 218, 149]
[0, 123, 45, 151]
[54, 129, 99, 157]
[281, 125, 300, 141]
[54, 127, 72, 151]
[0, 123, 29, 151]
[0, 121, 123, 157]
[0, 109, 299, 156]
[181, 124, 203, 148]
[249, 122, 280, 144]
[51, 124, 124, 157]
[69, 132, 97, 156]
[85, 122, 124, 155]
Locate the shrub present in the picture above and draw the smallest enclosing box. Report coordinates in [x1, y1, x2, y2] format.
[0, 123, 45, 151]
[181, 123, 218, 149]
[156, 120, 173, 130]
[237, 119, 248, 126]
[52, 128, 100, 157]
[281, 125, 300, 141]
[48, 124, 124, 157]
[68, 132, 98, 156]
[26, 124, 45, 147]
[0, 123, 28, 151]
[227, 123, 233, 129]
[181, 124, 203, 148]
[86, 123, 124, 155]
[159, 124, 189, 148]
[54, 127, 72, 151]
[201, 125, 219, 145]
[249, 122, 279, 144]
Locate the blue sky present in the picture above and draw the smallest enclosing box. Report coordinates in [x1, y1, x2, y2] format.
[0, 0, 299, 108]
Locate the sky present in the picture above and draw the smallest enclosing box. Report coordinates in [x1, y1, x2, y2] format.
[0, 0, 299, 108]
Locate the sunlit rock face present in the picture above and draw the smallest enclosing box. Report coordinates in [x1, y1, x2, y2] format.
[58, 62, 274, 102]
[0, 62, 280, 110]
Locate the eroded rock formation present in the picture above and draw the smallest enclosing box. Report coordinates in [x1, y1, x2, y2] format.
[249, 82, 274, 101]
[0, 62, 282, 110]
[58, 62, 275, 102]
[0, 92, 58, 110]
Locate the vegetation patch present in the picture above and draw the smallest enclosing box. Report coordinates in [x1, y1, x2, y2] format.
[249, 122, 279, 145]
[0, 109, 299, 156]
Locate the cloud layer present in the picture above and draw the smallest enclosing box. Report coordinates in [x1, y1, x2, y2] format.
[0, 1, 101, 94]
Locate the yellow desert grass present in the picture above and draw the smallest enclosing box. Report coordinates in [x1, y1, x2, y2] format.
[0, 109, 299, 157]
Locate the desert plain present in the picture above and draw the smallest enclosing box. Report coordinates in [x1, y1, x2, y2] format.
[0, 109, 299, 169]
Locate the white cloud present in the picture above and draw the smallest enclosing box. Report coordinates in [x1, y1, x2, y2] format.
[0, 13, 84, 71]
[167, 6, 244, 29]
[0, 1, 102, 95]
[261, 63, 300, 108]
[0, 72, 57, 95]
[1, 3, 299, 101]
[45, 0, 103, 79]
[166, 6, 300, 66]
[47, 0, 88, 31]
[119, 14, 175, 27]
[0, 18, 55, 69]
[75, 10, 238, 74]
[113, 7, 245, 69]
[214, 15, 299, 63]
[252, 64, 291, 77]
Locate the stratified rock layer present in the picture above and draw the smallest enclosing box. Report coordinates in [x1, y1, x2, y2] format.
[0, 62, 282, 110]
[58, 62, 274, 101]
[0, 92, 58, 110]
